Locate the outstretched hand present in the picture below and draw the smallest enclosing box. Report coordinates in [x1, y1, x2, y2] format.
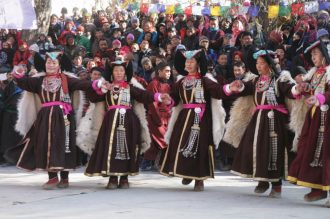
[229, 80, 243, 93]
[13, 65, 26, 75]
[101, 80, 110, 90]
[160, 93, 172, 105]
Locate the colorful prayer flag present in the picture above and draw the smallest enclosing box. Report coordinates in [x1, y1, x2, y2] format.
[210, 6, 221, 16]
[291, 3, 304, 16]
[165, 5, 175, 15]
[268, 5, 279, 19]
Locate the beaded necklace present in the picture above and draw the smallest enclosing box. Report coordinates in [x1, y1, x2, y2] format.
[310, 66, 326, 93]
[256, 75, 271, 93]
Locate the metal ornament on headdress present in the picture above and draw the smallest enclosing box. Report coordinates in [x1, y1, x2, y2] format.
[183, 50, 200, 59]
[46, 52, 62, 60]
[253, 50, 276, 60]
[112, 60, 126, 65]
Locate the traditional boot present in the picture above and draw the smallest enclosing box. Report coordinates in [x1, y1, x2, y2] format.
[269, 185, 282, 198]
[304, 189, 327, 202]
[57, 179, 69, 189]
[119, 176, 129, 189]
[254, 181, 270, 194]
[182, 178, 193, 185]
[42, 177, 59, 190]
[106, 176, 118, 190]
[194, 180, 204, 192]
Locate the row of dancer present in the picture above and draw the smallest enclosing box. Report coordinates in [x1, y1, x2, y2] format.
[6, 40, 330, 208]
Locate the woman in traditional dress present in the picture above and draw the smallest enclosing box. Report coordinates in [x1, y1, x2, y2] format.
[288, 40, 330, 207]
[84, 60, 170, 189]
[159, 49, 226, 191]
[226, 50, 297, 198]
[10, 52, 97, 189]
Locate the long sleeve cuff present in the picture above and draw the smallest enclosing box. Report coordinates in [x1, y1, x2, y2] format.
[12, 73, 24, 78]
[223, 84, 231, 96]
[291, 85, 301, 99]
[154, 92, 162, 102]
[92, 80, 104, 95]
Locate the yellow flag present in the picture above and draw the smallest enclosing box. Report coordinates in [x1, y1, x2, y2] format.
[211, 6, 221, 16]
[166, 5, 175, 15]
[268, 5, 279, 19]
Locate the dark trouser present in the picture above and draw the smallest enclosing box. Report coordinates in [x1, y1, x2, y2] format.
[48, 171, 69, 180]
[271, 180, 282, 187]
[110, 175, 128, 180]
[259, 180, 282, 187]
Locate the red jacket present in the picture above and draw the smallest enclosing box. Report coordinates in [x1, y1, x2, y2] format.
[146, 78, 171, 148]
[13, 50, 30, 66]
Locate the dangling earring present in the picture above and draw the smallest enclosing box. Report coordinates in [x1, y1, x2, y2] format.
[125, 75, 127, 81]
[322, 58, 326, 66]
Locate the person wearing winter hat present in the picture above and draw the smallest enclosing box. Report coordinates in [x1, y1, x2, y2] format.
[199, 36, 217, 66]
[75, 25, 91, 56]
[112, 39, 122, 50]
[317, 28, 329, 42]
[126, 33, 135, 43]
[28, 43, 44, 74]
[317, 10, 330, 30]
[13, 41, 30, 66]
[119, 34, 134, 57]
[126, 17, 143, 43]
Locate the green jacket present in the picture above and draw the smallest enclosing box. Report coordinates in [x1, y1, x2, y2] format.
[75, 35, 91, 56]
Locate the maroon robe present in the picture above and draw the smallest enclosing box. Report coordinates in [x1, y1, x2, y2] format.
[144, 78, 171, 161]
[13, 75, 94, 171]
[231, 77, 295, 182]
[160, 76, 226, 180]
[288, 67, 330, 190]
[85, 84, 155, 176]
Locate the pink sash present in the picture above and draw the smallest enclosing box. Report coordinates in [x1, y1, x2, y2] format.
[255, 104, 288, 114]
[42, 101, 72, 115]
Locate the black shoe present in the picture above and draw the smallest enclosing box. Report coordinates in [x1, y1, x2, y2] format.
[140, 159, 154, 171]
[182, 178, 193, 185]
[218, 160, 232, 171]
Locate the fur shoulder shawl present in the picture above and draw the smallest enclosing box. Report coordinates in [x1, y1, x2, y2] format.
[223, 73, 257, 148]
